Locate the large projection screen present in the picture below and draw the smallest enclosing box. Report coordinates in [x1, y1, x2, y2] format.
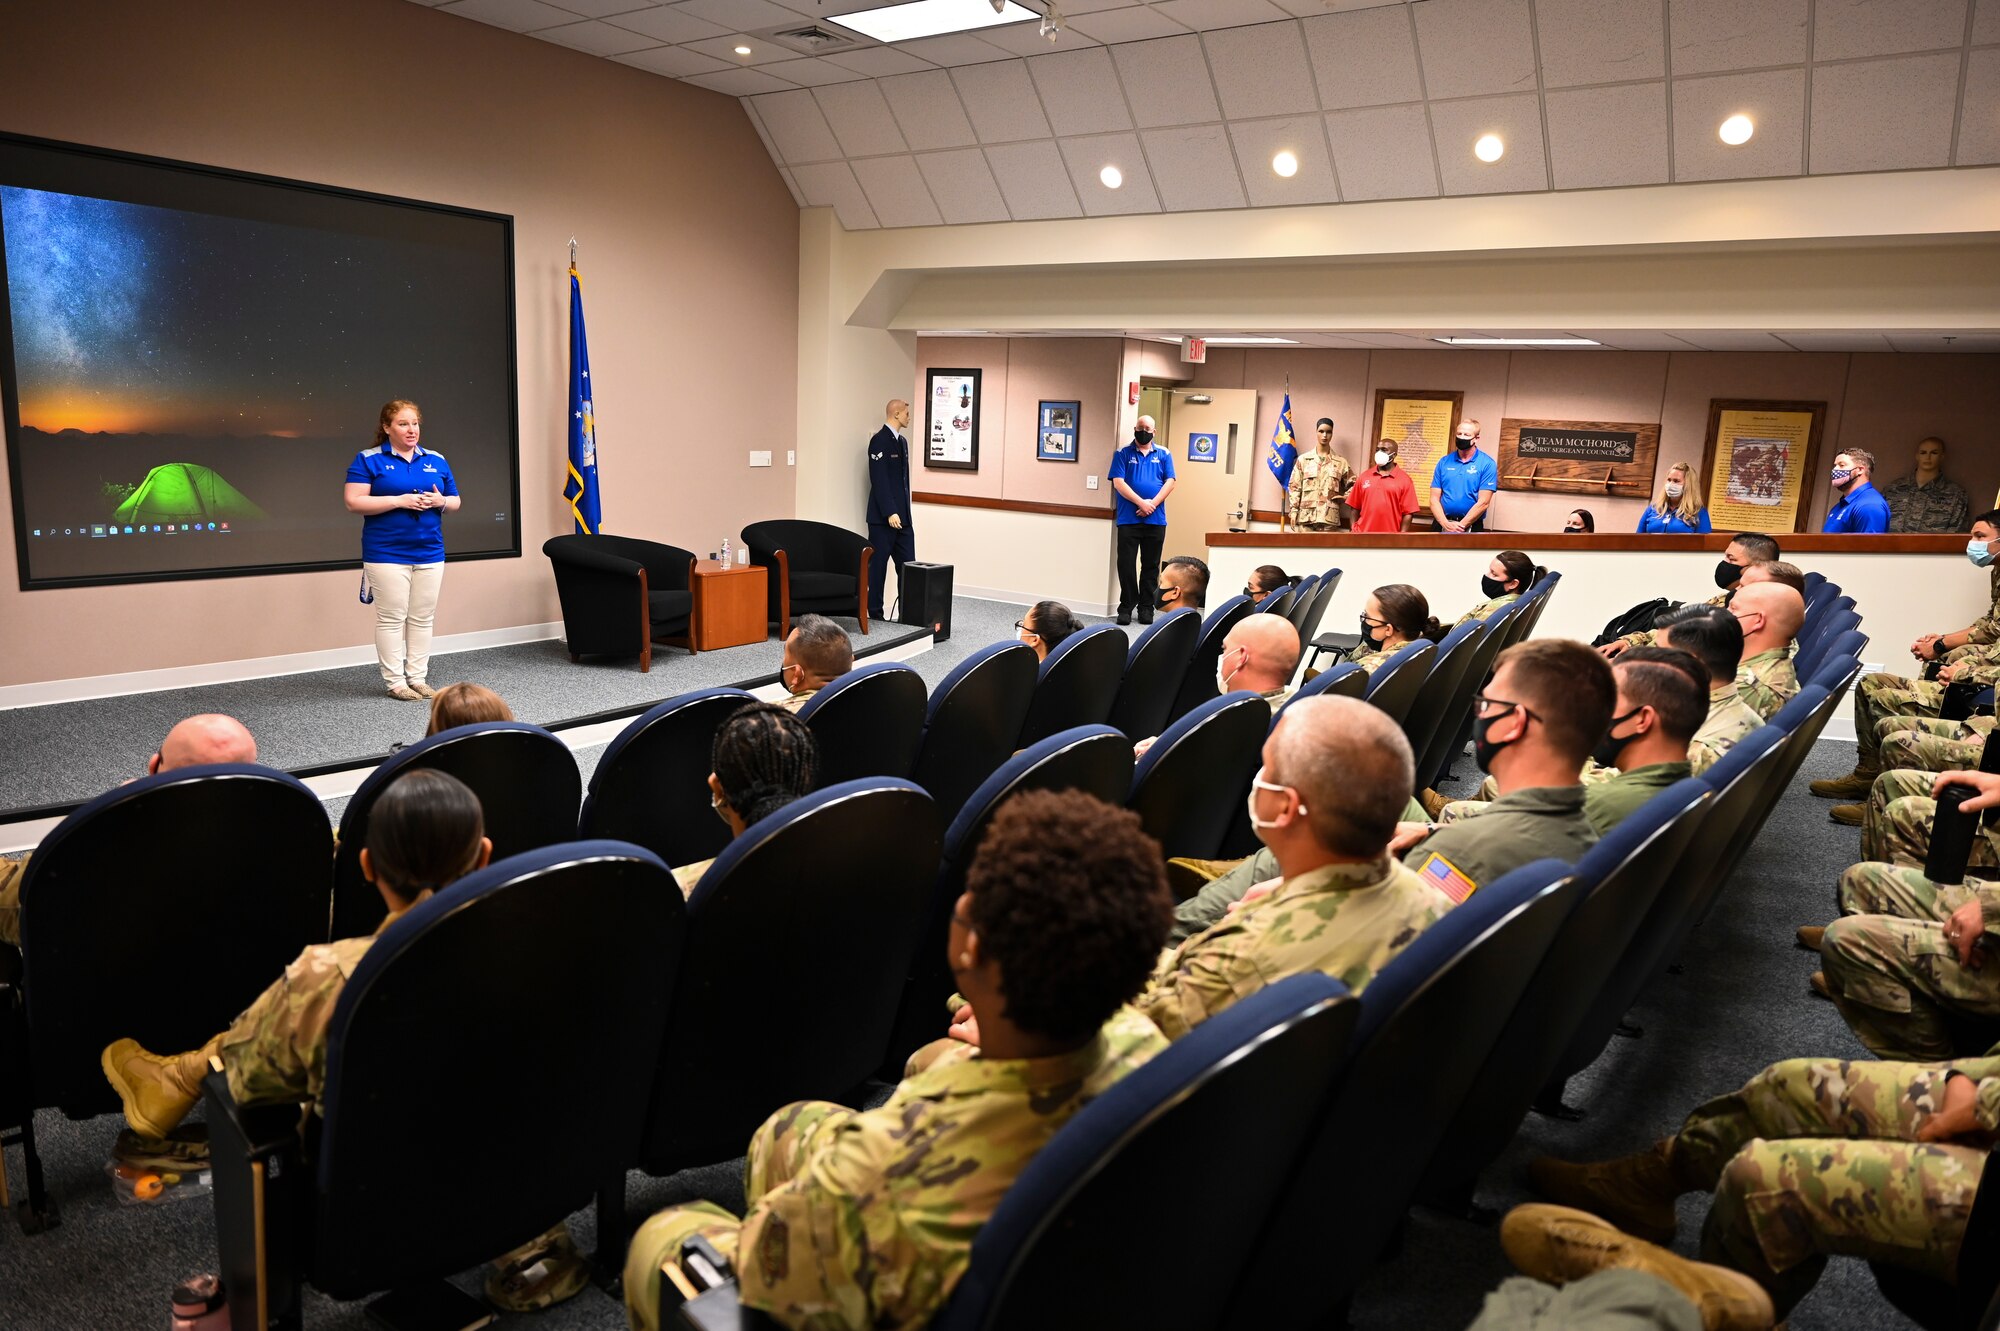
[0, 133, 520, 591]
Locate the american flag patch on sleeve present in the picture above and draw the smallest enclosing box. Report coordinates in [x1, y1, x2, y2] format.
[1415, 852, 1477, 905]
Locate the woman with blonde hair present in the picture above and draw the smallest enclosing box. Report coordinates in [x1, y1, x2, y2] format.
[1637, 461, 1711, 534]
[425, 683, 513, 736]
[343, 399, 461, 701]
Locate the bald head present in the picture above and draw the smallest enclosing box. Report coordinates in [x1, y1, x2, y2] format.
[885, 399, 910, 430]
[1222, 613, 1302, 693]
[1730, 581, 1805, 656]
[153, 714, 257, 775]
[1267, 696, 1413, 858]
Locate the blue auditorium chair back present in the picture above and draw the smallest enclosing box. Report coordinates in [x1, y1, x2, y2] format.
[1279, 661, 1367, 716]
[1229, 859, 1578, 1326]
[882, 726, 1134, 1073]
[331, 722, 581, 940]
[579, 687, 759, 870]
[1796, 607, 1861, 677]
[910, 641, 1039, 824]
[1812, 638, 1867, 693]
[1128, 693, 1270, 862]
[205, 840, 682, 1319]
[1766, 680, 1838, 791]
[1017, 623, 1127, 748]
[642, 778, 944, 1174]
[1289, 567, 1342, 649]
[798, 660, 928, 787]
[1361, 638, 1436, 726]
[1421, 598, 1528, 788]
[1802, 569, 1829, 598]
[1679, 725, 1788, 931]
[1398, 619, 1486, 761]
[1257, 582, 1299, 616]
[1801, 591, 1855, 641]
[1107, 608, 1200, 741]
[1166, 594, 1255, 727]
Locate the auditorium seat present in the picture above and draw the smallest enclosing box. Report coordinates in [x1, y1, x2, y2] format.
[543, 533, 696, 671]
[1257, 584, 1297, 616]
[330, 723, 581, 940]
[1795, 609, 1862, 678]
[1166, 595, 1255, 727]
[1675, 726, 1788, 934]
[1397, 619, 1486, 768]
[1279, 661, 1368, 714]
[1107, 608, 1199, 741]
[1360, 638, 1436, 728]
[797, 660, 927, 787]
[1017, 624, 1127, 747]
[206, 841, 682, 1325]
[741, 519, 872, 636]
[1287, 568, 1342, 668]
[1421, 598, 1528, 789]
[579, 687, 759, 871]
[1128, 693, 1270, 863]
[3, 763, 333, 1227]
[910, 641, 1039, 824]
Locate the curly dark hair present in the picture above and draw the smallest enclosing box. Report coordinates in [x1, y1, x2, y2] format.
[964, 790, 1171, 1044]
[712, 702, 819, 826]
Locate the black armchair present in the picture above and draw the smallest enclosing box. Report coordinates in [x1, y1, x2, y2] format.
[740, 519, 872, 637]
[544, 533, 697, 672]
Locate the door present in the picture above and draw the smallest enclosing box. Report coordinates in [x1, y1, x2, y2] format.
[1155, 388, 1258, 563]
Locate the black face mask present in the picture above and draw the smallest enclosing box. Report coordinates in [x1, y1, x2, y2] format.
[1133, 429, 1154, 446]
[1360, 616, 1387, 648]
[1591, 708, 1643, 771]
[1714, 559, 1743, 590]
[1455, 438, 1476, 452]
[1472, 709, 1517, 774]
[1481, 575, 1510, 600]
[1155, 585, 1176, 609]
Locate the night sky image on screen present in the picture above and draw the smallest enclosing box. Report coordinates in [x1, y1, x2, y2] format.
[0, 144, 516, 588]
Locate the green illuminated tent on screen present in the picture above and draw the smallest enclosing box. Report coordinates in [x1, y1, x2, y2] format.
[112, 462, 266, 525]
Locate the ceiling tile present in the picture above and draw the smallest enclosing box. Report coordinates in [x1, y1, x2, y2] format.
[1113, 36, 1223, 126]
[1069, 6, 1192, 41]
[612, 44, 733, 75]
[1809, 52, 1959, 173]
[880, 70, 979, 150]
[852, 155, 944, 227]
[1148, 0, 1291, 33]
[896, 34, 1015, 66]
[1668, 0, 1808, 74]
[822, 46, 940, 77]
[1142, 124, 1250, 210]
[438, 0, 582, 30]
[1301, 6, 1423, 111]
[604, 4, 730, 41]
[760, 57, 870, 86]
[1671, 67, 1805, 180]
[1429, 93, 1547, 193]
[952, 60, 1054, 141]
[1228, 115, 1342, 205]
[545, 0, 655, 15]
[790, 161, 880, 228]
[741, 93, 783, 159]
[978, 23, 1103, 56]
[769, 0, 887, 13]
[674, 0, 803, 29]
[984, 140, 1085, 217]
[1544, 82, 1669, 189]
[1058, 132, 1164, 214]
[1978, 0, 2000, 41]
[1064, 0, 1145, 12]
[748, 87, 845, 161]
[1028, 48, 1134, 135]
[1413, 0, 1538, 99]
[1202, 23, 1320, 119]
[915, 149, 1014, 222]
[1324, 103, 1440, 199]
[777, 165, 806, 206]
[1961, 47, 2000, 165]
[1569, 330, 1701, 350]
[1773, 332, 1893, 351]
[1674, 331, 1792, 349]
[1814, 0, 1967, 60]
[1535, 0, 1664, 88]
[681, 35, 797, 64]
[1886, 332, 2000, 352]
[813, 80, 911, 155]
[531, 18, 663, 53]
[685, 65, 797, 93]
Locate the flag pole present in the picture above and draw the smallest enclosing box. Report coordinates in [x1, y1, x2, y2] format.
[568, 236, 577, 268]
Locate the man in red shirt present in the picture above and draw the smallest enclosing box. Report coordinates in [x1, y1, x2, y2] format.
[1347, 438, 1421, 533]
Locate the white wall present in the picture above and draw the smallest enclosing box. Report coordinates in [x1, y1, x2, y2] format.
[910, 502, 1116, 616]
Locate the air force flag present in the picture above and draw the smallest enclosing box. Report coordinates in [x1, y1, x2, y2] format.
[565, 264, 602, 535]
[1266, 391, 1298, 490]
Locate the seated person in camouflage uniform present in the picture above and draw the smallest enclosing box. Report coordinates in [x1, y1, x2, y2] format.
[1345, 583, 1444, 674]
[622, 790, 1172, 1331]
[673, 703, 819, 896]
[1453, 549, 1544, 629]
[1132, 696, 1453, 1038]
[0, 713, 258, 949]
[1811, 509, 2000, 800]
[777, 614, 852, 714]
[1723, 581, 1802, 720]
[1736, 557, 1806, 597]
[1527, 1048, 1997, 1323]
[1654, 606, 1764, 776]
[1013, 598, 1078, 663]
[1133, 613, 1299, 759]
[1601, 532, 1780, 658]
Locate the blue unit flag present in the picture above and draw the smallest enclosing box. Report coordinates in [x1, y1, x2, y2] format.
[1265, 391, 1298, 490]
[566, 264, 601, 534]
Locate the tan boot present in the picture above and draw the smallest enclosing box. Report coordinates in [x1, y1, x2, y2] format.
[1527, 1138, 1685, 1245]
[101, 1037, 217, 1139]
[1808, 971, 1832, 1001]
[1794, 925, 1826, 952]
[1828, 803, 1863, 827]
[1419, 787, 1452, 820]
[1501, 1205, 1774, 1330]
[1808, 771, 1874, 799]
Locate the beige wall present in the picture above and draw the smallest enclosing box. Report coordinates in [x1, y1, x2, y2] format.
[0, 0, 798, 688]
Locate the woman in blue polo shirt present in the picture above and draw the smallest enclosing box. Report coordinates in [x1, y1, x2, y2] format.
[1636, 461, 1712, 534]
[343, 400, 460, 701]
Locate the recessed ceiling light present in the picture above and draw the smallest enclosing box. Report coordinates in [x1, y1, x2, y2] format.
[1719, 114, 1754, 146]
[1099, 164, 1123, 189]
[1271, 150, 1299, 178]
[1473, 134, 1504, 163]
[733, 44, 752, 54]
[831, 0, 1040, 43]
[1199, 336, 1300, 345]
[1433, 336, 1601, 346]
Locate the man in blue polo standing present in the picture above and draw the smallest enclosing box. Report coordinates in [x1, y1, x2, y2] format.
[1110, 414, 1177, 625]
[1822, 447, 1891, 533]
[1429, 418, 1499, 533]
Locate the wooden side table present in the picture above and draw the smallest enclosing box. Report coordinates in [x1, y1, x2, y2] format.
[691, 560, 769, 651]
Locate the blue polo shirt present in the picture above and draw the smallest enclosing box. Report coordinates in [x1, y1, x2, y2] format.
[1822, 480, 1890, 534]
[1111, 443, 1176, 526]
[1430, 447, 1499, 520]
[346, 443, 458, 563]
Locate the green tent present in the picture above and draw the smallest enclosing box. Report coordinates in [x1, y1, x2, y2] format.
[112, 462, 266, 525]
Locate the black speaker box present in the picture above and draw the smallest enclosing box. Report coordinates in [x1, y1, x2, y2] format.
[899, 562, 953, 642]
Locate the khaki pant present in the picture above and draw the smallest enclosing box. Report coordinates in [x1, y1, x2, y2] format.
[362, 561, 442, 687]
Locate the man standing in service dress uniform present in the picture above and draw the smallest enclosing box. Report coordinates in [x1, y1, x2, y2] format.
[866, 399, 913, 621]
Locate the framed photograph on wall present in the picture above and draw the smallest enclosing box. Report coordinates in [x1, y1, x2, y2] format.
[1037, 400, 1079, 461]
[924, 368, 981, 471]
[1186, 432, 1219, 464]
[1699, 399, 1828, 534]
[1370, 389, 1463, 501]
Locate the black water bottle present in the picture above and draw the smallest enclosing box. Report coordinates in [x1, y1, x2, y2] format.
[1925, 785, 1980, 887]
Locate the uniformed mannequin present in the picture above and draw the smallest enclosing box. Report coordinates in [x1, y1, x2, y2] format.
[866, 399, 914, 621]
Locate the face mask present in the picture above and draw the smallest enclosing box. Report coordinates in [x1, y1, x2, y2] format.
[1360, 616, 1387, 648]
[1374, 450, 1392, 467]
[1714, 559, 1743, 590]
[1215, 647, 1241, 695]
[1455, 436, 1476, 451]
[1133, 429, 1154, 446]
[1481, 575, 1510, 599]
[1156, 585, 1176, 610]
[1831, 467, 1852, 487]
[782, 663, 805, 696]
[1969, 540, 1996, 568]
[1664, 482, 1683, 500]
[1245, 768, 1303, 834]
[1472, 708, 1518, 774]
[1563, 524, 1585, 534]
[1591, 708, 1643, 771]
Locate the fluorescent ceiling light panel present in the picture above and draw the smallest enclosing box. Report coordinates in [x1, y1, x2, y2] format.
[1199, 336, 1299, 345]
[1433, 336, 1601, 346]
[832, 0, 1041, 43]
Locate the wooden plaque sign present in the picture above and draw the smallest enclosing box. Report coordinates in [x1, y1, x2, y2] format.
[1497, 418, 1660, 495]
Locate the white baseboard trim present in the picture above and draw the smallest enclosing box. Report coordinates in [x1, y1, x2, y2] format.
[0, 621, 565, 711]
[952, 584, 1116, 619]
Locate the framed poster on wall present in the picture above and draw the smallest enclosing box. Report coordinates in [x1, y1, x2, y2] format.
[1187, 432, 1219, 463]
[1037, 400, 1078, 461]
[1370, 389, 1463, 501]
[924, 368, 981, 471]
[1700, 399, 1827, 534]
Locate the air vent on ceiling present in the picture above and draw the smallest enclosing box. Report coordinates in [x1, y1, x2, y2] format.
[762, 24, 868, 55]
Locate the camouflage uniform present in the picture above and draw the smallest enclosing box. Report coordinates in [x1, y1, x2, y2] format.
[779, 688, 818, 714]
[1735, 647, 1799, 721]
[1618, 592, 1730, 652]
[1848, 568, 2000, 773]
[1136, 857, 1452, 1039]
[1673, 1054, 1994, 1316]
[1454, 591, 1520, 630]
[1859, 771, 2000, 869]
[1284, 450, 1353, 530]
[1883, 473, 1971, 534]
[1878, 715, 1991, 775]
[1582, 761, 1693, 836]
[620, 1009, 1166, 1331]
[1407, 785, 1598, 899]
[1822, 862, 2000, 1060]
[1340, 643, 1394, 674]
[1689, 683, 1765, 776]
[0, 853, 24, 948]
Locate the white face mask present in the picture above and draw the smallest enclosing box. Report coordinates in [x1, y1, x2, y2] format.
[1664, 482, 1684, 500]
[1245, 768, 1304, 833]
[1215, 646, 1243, 695]
[1374, 450, 1392, 467]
